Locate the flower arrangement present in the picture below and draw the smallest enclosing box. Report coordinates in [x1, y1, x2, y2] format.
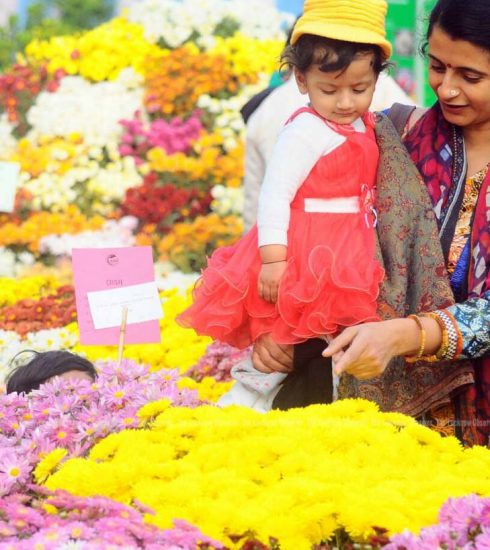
[121, 174, 212, 232]
[0, 487, 225, 549]
[0, 0, 272, 270]
[0, 206, 105, 253]
[3, 2, 488, 548]
[386, 494, 490, 549]
[158, 213, 243, 272]
[42, 399, 490, 549]
[0, 62, 64, 137]
[0, 359, 202, 497]
[119, 110, 204, 163]
[0, 284, 76, 336]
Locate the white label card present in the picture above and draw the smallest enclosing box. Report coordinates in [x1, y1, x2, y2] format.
[87, 281, 163, 330]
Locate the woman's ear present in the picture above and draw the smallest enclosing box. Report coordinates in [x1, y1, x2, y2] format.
[294, 69, 308, 95]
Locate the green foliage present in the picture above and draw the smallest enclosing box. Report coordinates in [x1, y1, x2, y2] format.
[51, 0, 113, 31]
[0, 0, 113, 71]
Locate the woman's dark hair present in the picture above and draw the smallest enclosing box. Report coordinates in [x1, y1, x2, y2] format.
[281, 34, 389, 76]
[423, 0, 490, 55]
[6, 350, 97, 394]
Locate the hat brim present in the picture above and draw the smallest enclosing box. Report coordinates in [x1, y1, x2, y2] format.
[291, 21, 392, 58]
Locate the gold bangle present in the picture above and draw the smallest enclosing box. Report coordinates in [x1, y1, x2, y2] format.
[418, 312, 448, 361]
[405, 314, 426, 363]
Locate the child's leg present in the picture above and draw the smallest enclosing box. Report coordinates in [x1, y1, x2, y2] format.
[272, 338, 333, 410]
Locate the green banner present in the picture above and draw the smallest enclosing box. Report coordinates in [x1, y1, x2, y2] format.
[386, 0, 437, 106]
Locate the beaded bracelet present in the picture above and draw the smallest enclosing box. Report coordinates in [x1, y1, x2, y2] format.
[405, 314, 426, 363]
[437, 309, 463, 360]
[417, 312, 449, 362]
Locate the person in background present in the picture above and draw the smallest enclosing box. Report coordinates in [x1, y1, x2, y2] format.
[253, 0, 490, 447]
[6, 350, 96, 394]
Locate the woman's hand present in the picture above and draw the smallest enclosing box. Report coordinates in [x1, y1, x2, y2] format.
[258, 261, 287, 303]
[323, 319, 413, 379]
[252, 333, 293, 373]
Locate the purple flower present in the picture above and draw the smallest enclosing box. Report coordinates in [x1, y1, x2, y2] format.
[474, 526, 490, 549]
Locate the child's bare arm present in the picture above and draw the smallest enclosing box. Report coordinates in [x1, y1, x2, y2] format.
[259, 244, 287, 303]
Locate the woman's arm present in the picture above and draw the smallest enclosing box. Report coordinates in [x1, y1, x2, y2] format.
[323, 292, 490, 380]
[323, 315, 444, 379]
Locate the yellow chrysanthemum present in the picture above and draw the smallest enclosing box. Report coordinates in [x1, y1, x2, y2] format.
[33, 448, 68, 483]
[43, 401, 490, 549]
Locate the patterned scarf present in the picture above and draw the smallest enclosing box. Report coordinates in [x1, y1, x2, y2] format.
[339, 113, 474, 420]
[404, 102, 490, 441]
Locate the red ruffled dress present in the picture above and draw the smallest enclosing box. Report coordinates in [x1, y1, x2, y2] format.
[178, 107, 385, 349]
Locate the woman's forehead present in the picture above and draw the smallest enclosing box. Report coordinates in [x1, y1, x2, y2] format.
[428, 26, 490, 72]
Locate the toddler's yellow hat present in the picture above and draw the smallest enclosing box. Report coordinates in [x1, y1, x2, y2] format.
[291, 0, 392, 58]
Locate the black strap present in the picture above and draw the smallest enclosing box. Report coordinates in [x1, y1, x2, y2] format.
[240, 87, 275, 123]
[386, 102, 417, 137]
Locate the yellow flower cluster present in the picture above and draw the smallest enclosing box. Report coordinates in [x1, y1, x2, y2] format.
[0, 206, 105, 252]
[43, 399, 490, 549]
[25, 18, 160, 81]
[73, 289, 211, 374]
[0, 275, 60, 307]
[147, 132, 243, 188]
[209, 33, 283, 81]
[10, 134, 84, 178]
[157, 214, 243, 272]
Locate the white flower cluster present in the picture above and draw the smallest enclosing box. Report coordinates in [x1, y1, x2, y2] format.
[197, 93, 247, 151]
[210, 184, 243, 216]
[22, 171, 79, 212]
[0, 248, 35, 278]
[38, 216, 139, 257]
[22, 142, 141, 213]
[26, 71, 144, 147]
[124, 0, 292, 47]
[86, 155, 143, 209]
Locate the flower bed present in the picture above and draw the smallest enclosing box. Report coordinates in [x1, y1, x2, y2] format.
[1, 1, 490, 548]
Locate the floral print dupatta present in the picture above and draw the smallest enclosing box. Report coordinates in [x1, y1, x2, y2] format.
[404, 103, 490, 444]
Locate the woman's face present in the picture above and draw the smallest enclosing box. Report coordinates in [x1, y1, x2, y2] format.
[428, 25, 490, 131]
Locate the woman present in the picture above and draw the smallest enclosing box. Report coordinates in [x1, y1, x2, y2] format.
[252, 0, 490, 446]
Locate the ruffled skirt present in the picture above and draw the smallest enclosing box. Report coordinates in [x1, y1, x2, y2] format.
[177, 209, 384, 349]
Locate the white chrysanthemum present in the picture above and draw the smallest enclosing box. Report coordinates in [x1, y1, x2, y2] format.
[211, 184, 243, 216]
[26, 73, 143, 147]
[124, 0, 292, 45]
[85, 156, 142, 205]
[24, 172, 79, 212]
[0, 248, 35, 278]
[39, 217, 138, 257]
[24, 327, 79, 351]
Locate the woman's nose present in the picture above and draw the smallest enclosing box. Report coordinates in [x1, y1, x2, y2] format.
[438, 72, 459, 100]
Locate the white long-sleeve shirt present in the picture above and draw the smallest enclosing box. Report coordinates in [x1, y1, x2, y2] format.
[257, 112, 366, 246]
[243, 73, 414, 232]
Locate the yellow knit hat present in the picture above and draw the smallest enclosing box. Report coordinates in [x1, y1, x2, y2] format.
[291, 0, 392, 58]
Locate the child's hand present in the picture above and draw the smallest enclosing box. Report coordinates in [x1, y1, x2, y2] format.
[258, 261, 287, 303]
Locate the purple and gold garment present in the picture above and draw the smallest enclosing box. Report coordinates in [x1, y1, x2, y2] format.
[404, 103, 490, 444]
